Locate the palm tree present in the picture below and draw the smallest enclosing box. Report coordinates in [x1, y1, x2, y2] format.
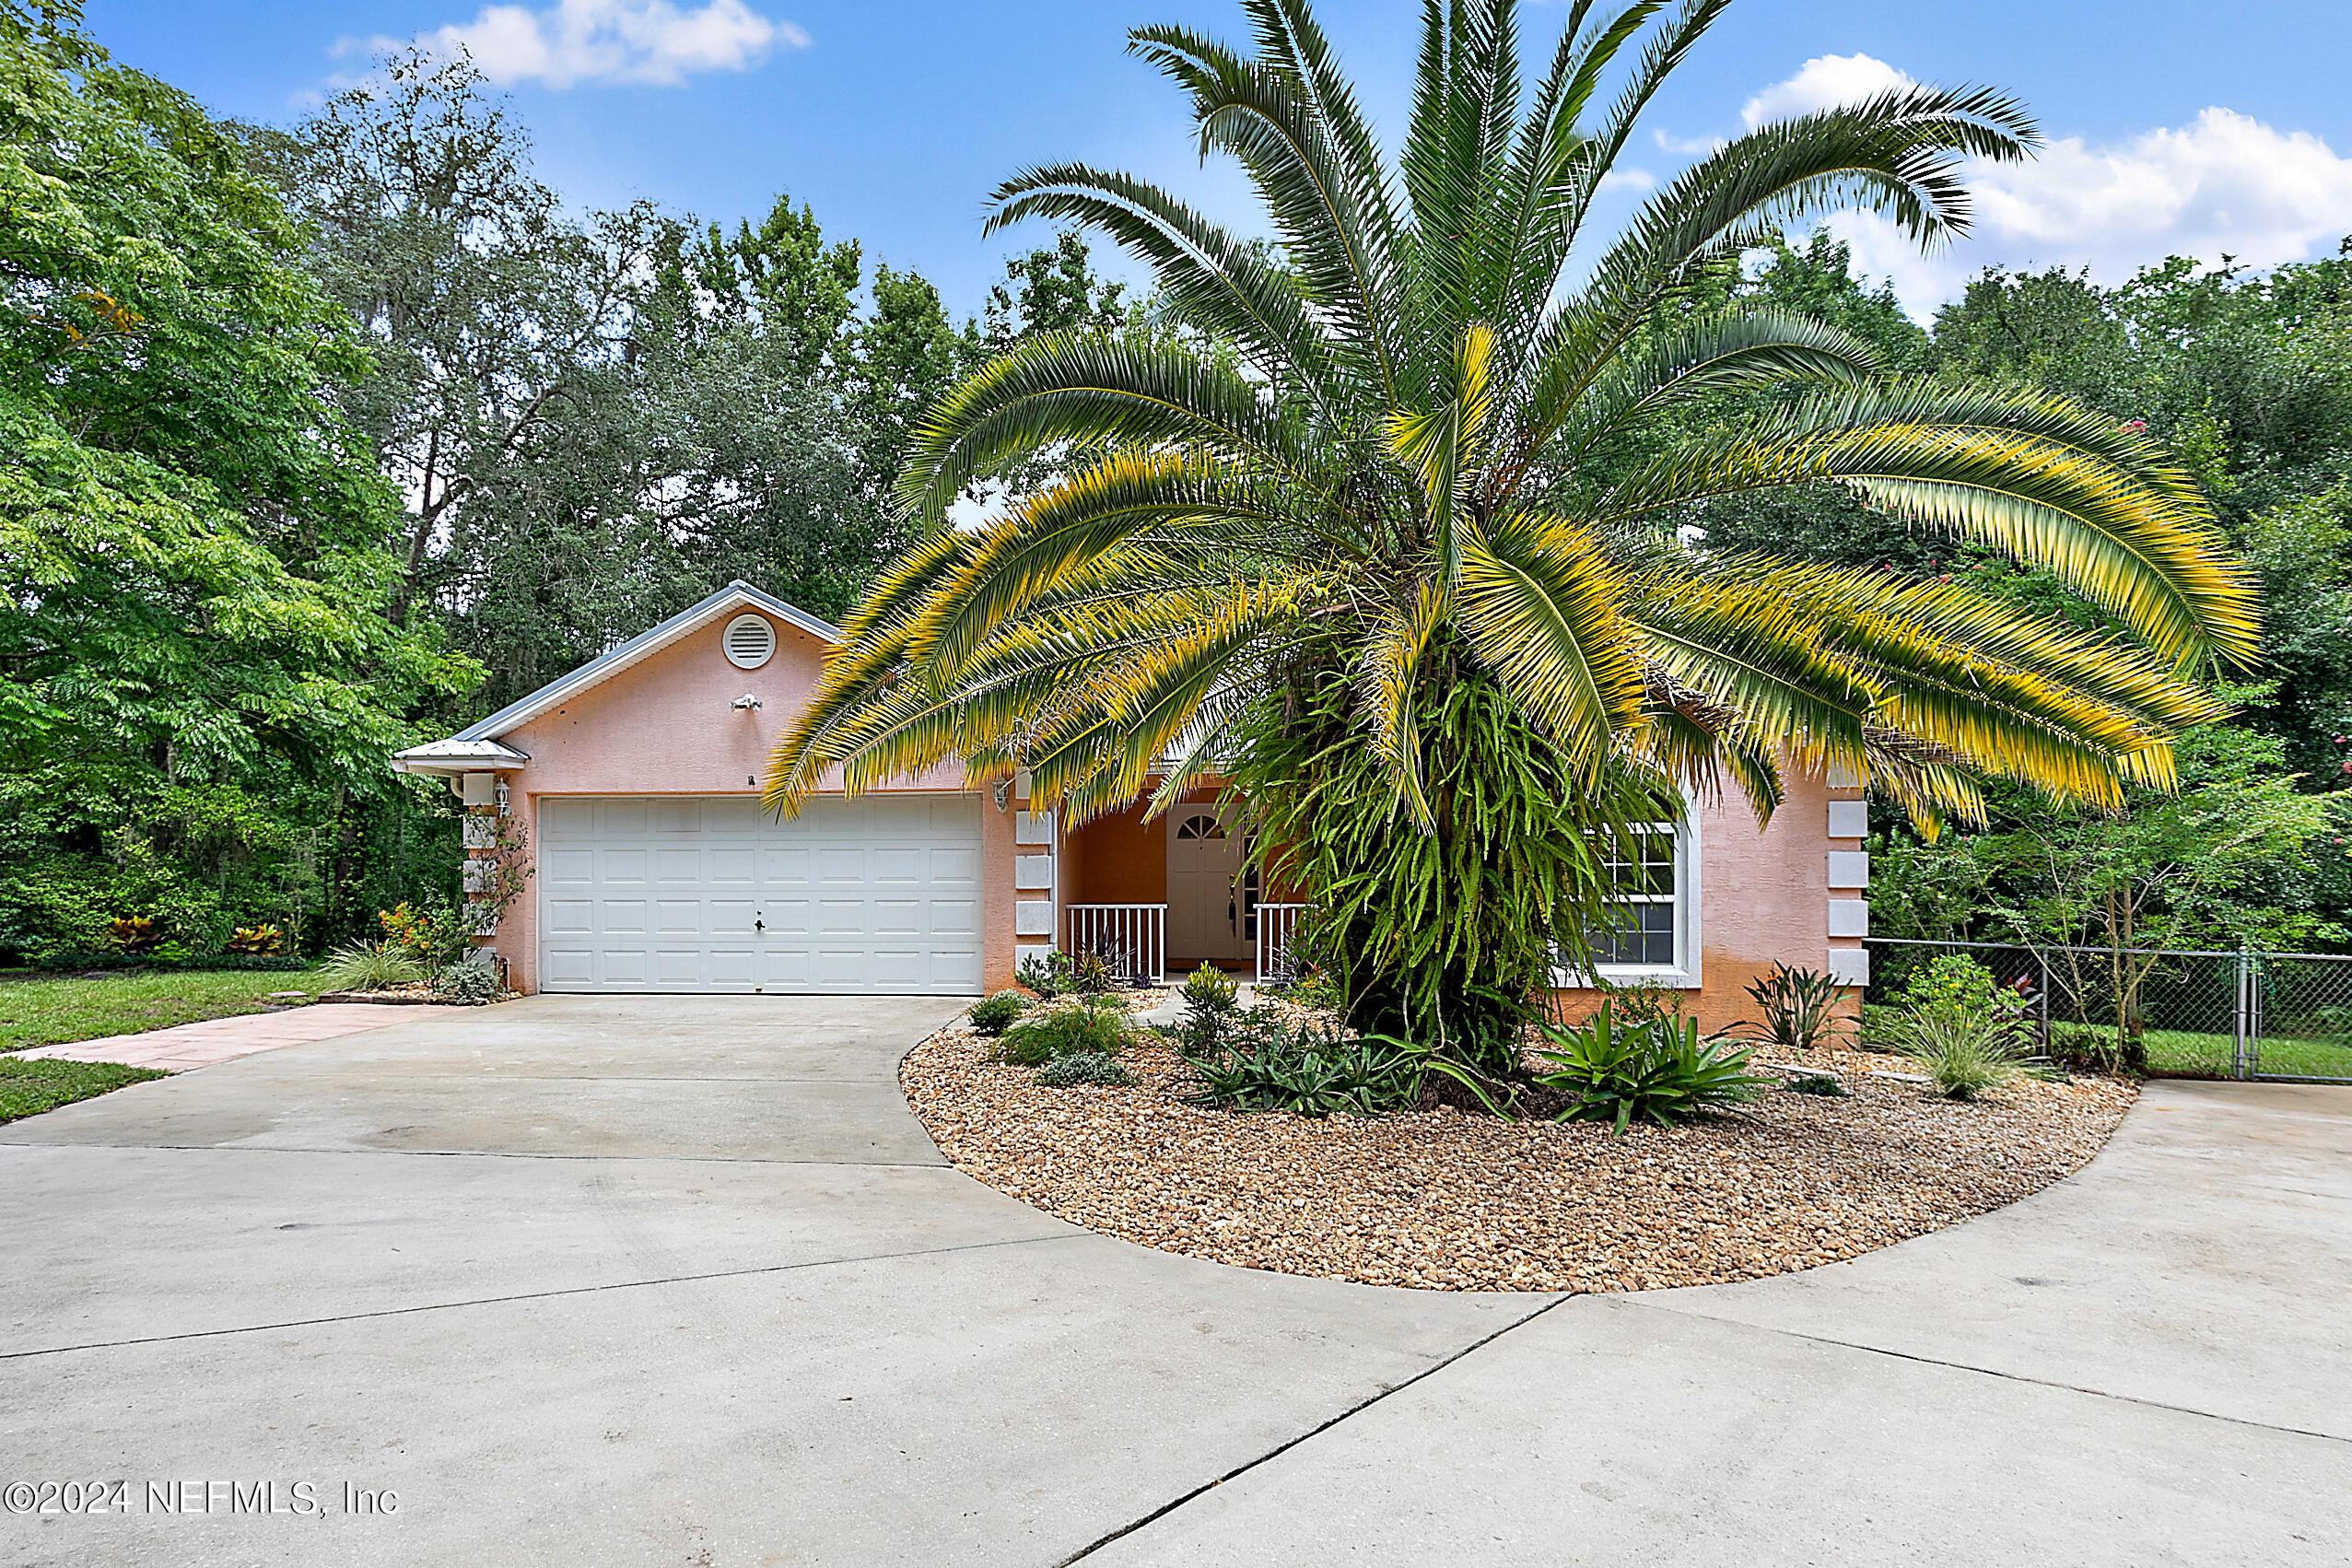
[768, 0, 2255, 1051]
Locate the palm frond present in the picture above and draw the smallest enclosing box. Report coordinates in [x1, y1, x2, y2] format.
[1453, 511, 1644, 768]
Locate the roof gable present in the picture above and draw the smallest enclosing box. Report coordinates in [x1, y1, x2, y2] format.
[454, 581, 836, 743]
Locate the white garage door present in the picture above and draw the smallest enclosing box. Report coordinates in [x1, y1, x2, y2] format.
[538, 795, 983, 994]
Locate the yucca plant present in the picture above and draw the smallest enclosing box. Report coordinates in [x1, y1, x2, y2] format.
[767, 0, 2255, 1055]
[1741, 964, 1850, 1053]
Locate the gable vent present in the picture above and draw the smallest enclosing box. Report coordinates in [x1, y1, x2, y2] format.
[722, 614, 776, 670]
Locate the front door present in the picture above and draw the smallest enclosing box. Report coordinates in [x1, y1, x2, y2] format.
[1167, 803, 1244, 965]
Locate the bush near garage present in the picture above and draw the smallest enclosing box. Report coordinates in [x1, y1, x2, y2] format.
[997, 996, 1137, 1066]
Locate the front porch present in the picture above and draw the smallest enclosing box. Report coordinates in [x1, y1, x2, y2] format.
[1057, 795, 1305, 984]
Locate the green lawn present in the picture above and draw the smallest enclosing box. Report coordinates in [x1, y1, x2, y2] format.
[0, 1056, 170, 1122]
[0, 967, 323, 1052]
[2141, 1027, 2352, 1082]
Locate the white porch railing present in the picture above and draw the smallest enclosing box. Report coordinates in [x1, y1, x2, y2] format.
[1066, 904, 1166, 985]
[1256, 903, 1313, 983]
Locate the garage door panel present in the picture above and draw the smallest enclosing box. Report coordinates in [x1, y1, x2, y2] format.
[927, 898, 979, 939]
[759, 948, 813, 987]
[702, 798, 762, 834]
[544, 948, 594, 985]
[872, 848, 925, 884]
[544, 849, 595, 884]
[539, 794, 983, 994]
[763, 898, 813, 936]
[864, 948, 927, 989]
[872, 898, 923, 938]
[653, 947, 708, 986]
[816, 948, 870, 988]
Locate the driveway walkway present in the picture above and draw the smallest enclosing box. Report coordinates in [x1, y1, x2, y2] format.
[15, 1001, 459, 1071]
[1, 996, 2345, 1566]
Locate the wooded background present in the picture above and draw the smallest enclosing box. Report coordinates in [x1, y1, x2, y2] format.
[5, 4, 2346, 964]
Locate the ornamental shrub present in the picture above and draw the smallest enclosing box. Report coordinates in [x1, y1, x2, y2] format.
[430, 964, 504, 1005]
[1531, 1004, 1771, 1133]
[968, 990, 1030, 1036]
[1740, 964, 1851, 1053]
[378, 900, 472, 977]
[1901, 1007, 2029, 1100]
[1184, 1013, 1430, 1117]
[315, 941, 424, 993]
[1035, 1050, 1134, 1088]
[1016, 950, 1075, 998]
[1177, 964, 1241, 1053]
[1069, 947, 1115, 995]
[998, 1000, 1132, 1066]
[1896, 954, 2031, 1044]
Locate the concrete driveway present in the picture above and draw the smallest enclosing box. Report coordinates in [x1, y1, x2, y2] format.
[1, 996, 2345, 1566]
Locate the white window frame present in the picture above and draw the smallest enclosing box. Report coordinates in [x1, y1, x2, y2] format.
[1556, 802, 1702, 990]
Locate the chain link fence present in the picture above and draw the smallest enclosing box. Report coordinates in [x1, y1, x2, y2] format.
[1865, 938, 2352, 1083]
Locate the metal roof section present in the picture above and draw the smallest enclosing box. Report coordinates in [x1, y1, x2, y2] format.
[388, 737, 532, 777]
[450, 581, 838, 745]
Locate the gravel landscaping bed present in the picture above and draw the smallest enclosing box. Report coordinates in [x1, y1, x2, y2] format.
[902, 1025, 2136, 1293]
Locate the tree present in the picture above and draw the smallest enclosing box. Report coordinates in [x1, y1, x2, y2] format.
[1682, 231, 1943, 572]
[848, 263, 973, 503]
[1947, 703, 2341, 1044]
[0, 0, 474, 956]
[240, 52, 657, 631]
[252, 58, 956, 709]
[768, 0, 2253, 1059]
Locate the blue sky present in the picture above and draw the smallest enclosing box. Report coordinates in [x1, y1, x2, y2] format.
[88, 0, 2352, 320]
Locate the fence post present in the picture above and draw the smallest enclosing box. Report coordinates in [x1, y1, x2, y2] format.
[2038, 950, 2050, 1056]
[2233, 945, 2250, 1080]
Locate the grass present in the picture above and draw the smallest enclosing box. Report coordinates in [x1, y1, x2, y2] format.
[2140, 1027, 2352, 1081]
[0, 967, 325, 1053]
[0, 1057, 169, 1122]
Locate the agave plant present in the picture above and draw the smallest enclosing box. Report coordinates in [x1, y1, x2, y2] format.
[768, 0, 2255, 1049]
[1532, 1004, 1772, 1132]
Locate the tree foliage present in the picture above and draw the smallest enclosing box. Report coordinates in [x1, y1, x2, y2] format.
[0, 0, 474, 959]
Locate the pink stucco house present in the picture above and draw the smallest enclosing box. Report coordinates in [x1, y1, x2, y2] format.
[392, 581, 1869, 1030]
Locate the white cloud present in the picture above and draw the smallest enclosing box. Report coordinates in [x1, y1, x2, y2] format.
[1652, 128, 1724, 158]
[1725, 55, 2352, 320]
[1972, 108, 2352, 274]
[1740, 53, 1915, 129]
[371, 0, 804, 89]
[1597, 168, 1656, 194]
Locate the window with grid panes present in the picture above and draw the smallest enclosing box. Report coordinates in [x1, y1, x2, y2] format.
[1595, 826, 1678, 967]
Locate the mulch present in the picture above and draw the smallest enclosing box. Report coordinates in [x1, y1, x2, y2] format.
[900, 1021, 2136, 1293]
